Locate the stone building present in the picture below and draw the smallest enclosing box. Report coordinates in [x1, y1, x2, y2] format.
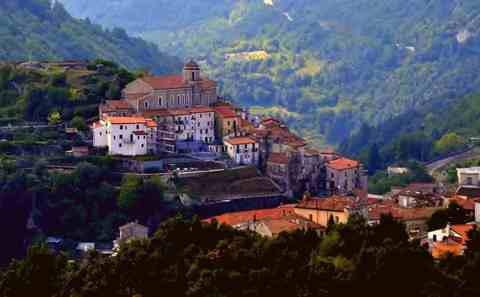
[294, 194, 368, 227]
[326, 157, 367, 195]
[122, 61, 218, 111]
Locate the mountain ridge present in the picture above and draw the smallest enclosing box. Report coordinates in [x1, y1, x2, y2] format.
[60, 0, 480, 146]
[0, 0, 181, 74]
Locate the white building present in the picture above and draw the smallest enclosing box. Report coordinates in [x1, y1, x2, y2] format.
[145, 107, 215, 143]
[142, 106, 216, 153]
[224, 136, 259, 166]
[457, 167, 480, 187]
[92, 116, 157, 156]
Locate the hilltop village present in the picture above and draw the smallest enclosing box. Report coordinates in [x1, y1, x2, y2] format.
[81, 61, 480, 259]
[2, 60, 480, 262]
[91, 61, 368, 198]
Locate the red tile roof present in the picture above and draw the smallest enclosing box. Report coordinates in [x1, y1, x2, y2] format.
[204, 205, 296, 226]
[296, 196, 358, 212]
[104, 100, 132, 110]
[449, 196, 477, 211]
[268, 152, 289, 165]
[260, 218, 308, 235]
[327, 158, 360, 171]
[140, 75, 216, 90]
[368, 203, 439, 222]
[224, 137, 257, 146]
[215, 106, 238, 118]
[431, 241, 464, 259]
[106, 116, 156, 125]
[451, 224, 475, 243]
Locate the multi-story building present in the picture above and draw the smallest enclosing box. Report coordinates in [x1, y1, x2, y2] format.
[294, 194, 368, 227]
[122, 61, 218, 111]
[92, 116, 157, 156]
[99, 100, 135, 119]
[224, 136, 259, 166]
[214, 104, 241, 139]
[326, 157, 367, 195]
[457, 167, 480, 187]
[143, 106, 216, 153]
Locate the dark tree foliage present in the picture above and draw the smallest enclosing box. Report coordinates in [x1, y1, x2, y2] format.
[2, 215, 480, 297]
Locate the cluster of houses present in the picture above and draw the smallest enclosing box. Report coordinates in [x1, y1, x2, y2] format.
[91, 61, 367, 198]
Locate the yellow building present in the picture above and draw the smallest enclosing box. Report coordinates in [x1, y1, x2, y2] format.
[294, 195, 366, 226]
[214, 105, 240, 138]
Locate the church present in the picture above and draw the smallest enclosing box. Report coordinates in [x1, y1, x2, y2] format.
[121, 61, 218, 112]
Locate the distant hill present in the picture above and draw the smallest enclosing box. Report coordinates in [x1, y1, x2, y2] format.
[0, 0, 181, 74]
[60, 0, 480, 146]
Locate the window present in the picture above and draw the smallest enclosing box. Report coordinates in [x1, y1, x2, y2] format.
[227, 121, 231, 126]
[136, 124, 140, 129]
[119, 143, 122, 148]
[113, 136, 116, 140]
[119, 135, 123, 139]
[120, 125, 123, 130]
[141, 144, 144, 148]
[137, 136, 140, 140]
[99, 132, 102, 136]
[144, 101, 149, 109]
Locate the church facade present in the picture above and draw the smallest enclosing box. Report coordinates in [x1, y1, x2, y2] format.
[121, 61, 218, 112]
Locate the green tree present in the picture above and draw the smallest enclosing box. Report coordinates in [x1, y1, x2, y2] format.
[70, 116, 88, 131]
[47, 110, 62, 125]
[434, 132, 467, 155]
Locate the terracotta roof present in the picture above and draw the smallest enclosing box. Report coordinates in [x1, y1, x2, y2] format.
[267, 152, 289, 165]
[204, 205, 296, 225]
[451, 224, 475, 243]
[260, 218, 307, 235]
[140, 75, 215, 90]
[215, 106, 237, 118]
[296, 196, 358, 212]
[327, 158, 360, 171]
[449, 196, 477, 211]
[224, 137, 256, 146]
[368, 203, 439, 222]
[431, 241, 464, 259]
[146, 119, 157, 128]
[106, 116, 156, 125]
[104, 100, 132, 110]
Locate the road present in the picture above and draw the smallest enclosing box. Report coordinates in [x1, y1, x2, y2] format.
[426, 147, 479, 177]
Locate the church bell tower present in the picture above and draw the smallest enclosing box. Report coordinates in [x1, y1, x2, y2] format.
[183, 60, 201, 83]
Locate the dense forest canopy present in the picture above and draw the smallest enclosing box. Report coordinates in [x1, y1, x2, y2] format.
[2, 215, 480, 297]
[61, 0, 480, 146]
[0, 0, 180, 74]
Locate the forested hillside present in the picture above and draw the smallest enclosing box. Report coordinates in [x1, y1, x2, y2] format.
[61, 0, 480, 146]
[0, 0, 180, 74]
[340, 93, 480, 171]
